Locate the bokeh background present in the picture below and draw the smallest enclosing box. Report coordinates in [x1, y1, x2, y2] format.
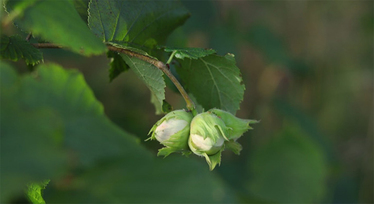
[4, 1, 373, 203]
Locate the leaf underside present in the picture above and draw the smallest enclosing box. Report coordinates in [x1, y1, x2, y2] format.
[120, 53, 166, 114]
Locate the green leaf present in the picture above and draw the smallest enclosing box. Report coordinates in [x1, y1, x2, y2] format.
[177, 53, 245, 114]
[0, 62, 145, 202]
[0, 62, 67, 202]
[225, 141, 242, 155]
[88, 0, 190, 48]
[46, 156, 233, 203]
[0, 35, 43, 65]
[107, 50, 129, 82]
[203, 150, 222, 171]
[120, 53, 166, 115]
[5, 0, 107, 56]
[1, 62, 234, 203]
[26, 180, 49, 204]
[19, 63, 146, 166]
[73, 0, 90, 23]
[247, 126, 328, 202]
[164, 47, 216, 60]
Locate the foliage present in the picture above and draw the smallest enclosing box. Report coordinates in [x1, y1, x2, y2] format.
[5, 0, 107, 56]
[0, 0, 246, 202]
[0, 35, 42, 65]
[1, 0, 371, 203]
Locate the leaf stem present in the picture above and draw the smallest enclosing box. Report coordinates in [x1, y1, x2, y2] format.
[107, 45, 196, 115]
[25, 33, 32, 42]
[166, 50, 177, 65]
[31, 43, 197, 115]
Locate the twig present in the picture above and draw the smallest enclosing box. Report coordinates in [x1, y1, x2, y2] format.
[26, 33, 32, 41]
[32, 43, 197, 115]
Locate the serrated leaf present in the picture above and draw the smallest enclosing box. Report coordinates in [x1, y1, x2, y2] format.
[5, 0, 107, 56]
[73, 0, 90, 23]
[1, 62, 234, 203]
[164, 47, 216, 59]
[177, 54, 245, 114]
[225, 141, 242, 155]
[107, 50, 129, 82]
[26, 180, 49, 204]
[0, 62, 146, 202]
[0, 35, 43, 65]
[120, 53, 166, 114]
[203, 150, 222, 171]
[88, 0, 190, 48]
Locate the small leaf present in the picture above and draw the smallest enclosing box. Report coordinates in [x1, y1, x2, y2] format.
[203, 151, 222, 171]
[120, 53, 166, 115]
[88, 0, 190, 48]
[162, 100, 173, 113]
[107, 50, 129, 82]
[26, 180, 49, 204]
[157, 147, 177, 157]
[5, 0, 107, 56]
[225, 141, 242, 155]
[177, 54, 245, 114]
[164, 47, 216, 60]
[0, 35, 43, 65]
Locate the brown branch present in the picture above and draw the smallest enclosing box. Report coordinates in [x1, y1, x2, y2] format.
[32, 43, 62, 49]
[32, 43, 197, 114]
[26, 33, 32, 41]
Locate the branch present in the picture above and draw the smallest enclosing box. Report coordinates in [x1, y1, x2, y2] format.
[32, 43, 197, 115]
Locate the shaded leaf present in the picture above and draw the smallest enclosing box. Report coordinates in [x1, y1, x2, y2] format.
[46, 156, 234, 203]
[73, 0, 90, 23]
[107, 50, 129, 82]
[247, 126, 327, 202]
[1, 62, 234, 203]
[5, 0, 107, 56]
[0, 62, 144, 202]
[164, 47, 216, 60]
[26, 180, 49, 204]
[88, 0, 190, 48]
[0, 35, 43, 65]
[120, 53, 166, 114]
[0, 62, 67, 202]
[177, 54, 245, 114]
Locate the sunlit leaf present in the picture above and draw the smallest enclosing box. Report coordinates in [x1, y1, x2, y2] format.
[5, 0, 107, 56]
[164, 47, 216, 60]
[177, 54, 245, 114]
[26, 180, 49, 204]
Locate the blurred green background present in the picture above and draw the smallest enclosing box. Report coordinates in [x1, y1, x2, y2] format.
[3, 1, 373, 203]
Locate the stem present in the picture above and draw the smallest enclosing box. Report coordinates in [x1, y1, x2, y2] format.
[32, 43, 62, 49]
[26, 33, 32, 42]
[166, 50, 177, 65]
[107, 45, 196, 114]
[32, 43, 197, 114]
